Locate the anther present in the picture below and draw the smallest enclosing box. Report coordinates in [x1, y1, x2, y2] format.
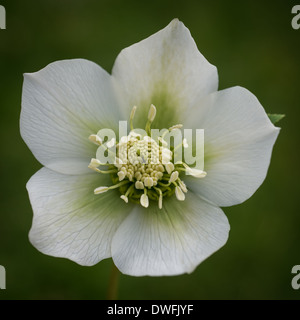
[94, 180, 130, 195]
[88, 158, 101, 169]
[135, 181, 144, 189]
[88, 159, 117, 174]
[148, 104, 157, 122]
[120, 195, 128, 203]
[158, 193, 163, 209]
[169, 171, 179, 184]
[165, 162, 174, 174]
[175, 186, 185, 201]
[130, 106, 137, 130]
[178, 179, 188, 193]
[144, 177, 154, 188]
[154, 187, 163, 209]
[145, 104, 157, 135]
[140, 190, 149, 208]
[168, 124, 183, 131]
[182, 163, 207, 178]
[118, 171, 126, 181]
[121, 185, 134, 202]
[94, 186, 109, 194]
[89, 134, 102, 145]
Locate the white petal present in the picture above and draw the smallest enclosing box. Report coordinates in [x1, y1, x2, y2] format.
[27, 168, 132, 266]
[112, 19, 218, 129]
[111, 192, 229, 276]
[184, 86, 280, 207]
[21, 59, 121, 175]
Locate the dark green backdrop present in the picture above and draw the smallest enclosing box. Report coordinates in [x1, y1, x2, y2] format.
[0, 0, 299, 299]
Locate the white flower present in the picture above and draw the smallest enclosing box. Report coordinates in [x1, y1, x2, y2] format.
[20, 19, 279, 276]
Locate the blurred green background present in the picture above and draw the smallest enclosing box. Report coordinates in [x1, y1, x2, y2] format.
[0, 0, 299, 300]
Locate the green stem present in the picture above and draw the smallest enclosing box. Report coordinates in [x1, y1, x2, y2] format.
[107, 262, 120, 300]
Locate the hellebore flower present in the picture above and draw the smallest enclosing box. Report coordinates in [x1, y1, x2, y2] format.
[20, 19, 279, 276]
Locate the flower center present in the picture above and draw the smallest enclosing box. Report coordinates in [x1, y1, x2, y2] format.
[88, 105, 207, 209]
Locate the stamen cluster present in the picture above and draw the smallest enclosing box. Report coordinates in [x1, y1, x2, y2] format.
[88, 105, 206, 209]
